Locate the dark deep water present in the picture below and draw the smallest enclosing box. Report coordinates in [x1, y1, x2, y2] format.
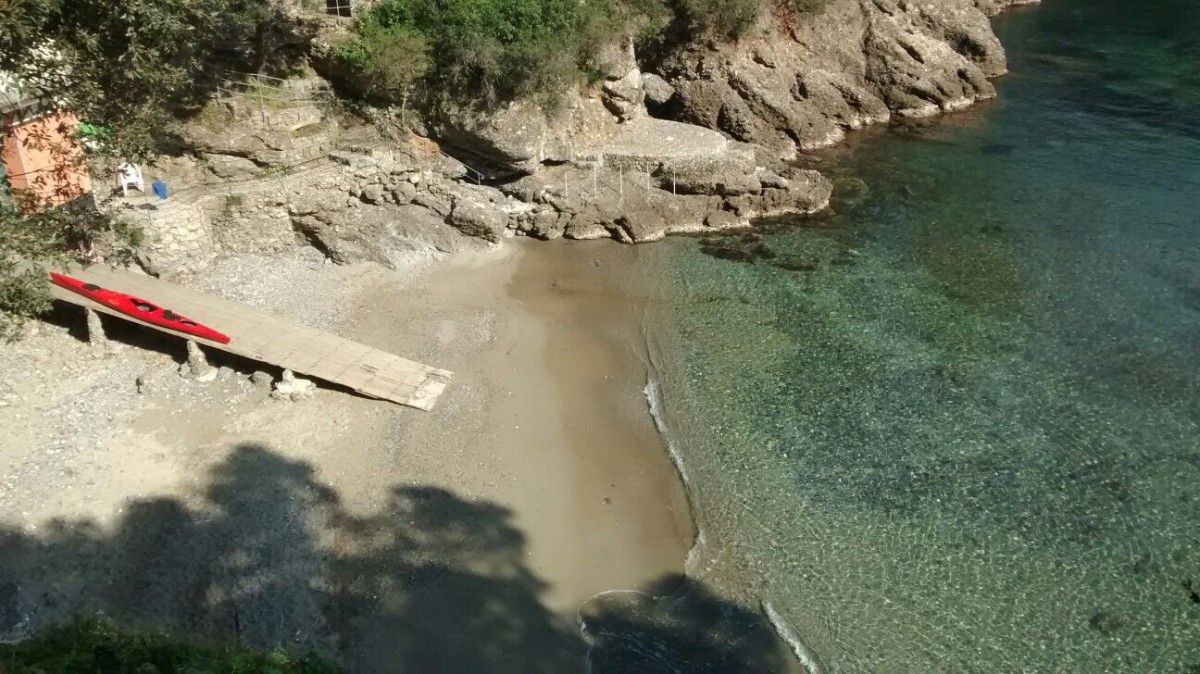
[636, 0, 1200, 670]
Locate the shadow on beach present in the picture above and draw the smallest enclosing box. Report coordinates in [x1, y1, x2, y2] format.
[0, 444, 792, 673]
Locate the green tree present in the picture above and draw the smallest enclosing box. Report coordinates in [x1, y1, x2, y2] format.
[1, 0, 295, 161]
[334, 0, 662, 111]
[0, 198, 141, 340]
[676, 0, 762, 39]
[334, 23, 432, 118]
[0, 0, 296, 339]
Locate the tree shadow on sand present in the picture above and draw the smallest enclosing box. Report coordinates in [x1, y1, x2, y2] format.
[0, 444, 794, 672]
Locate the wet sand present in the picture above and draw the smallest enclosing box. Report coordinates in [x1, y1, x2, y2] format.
[360, 239, 696, 611]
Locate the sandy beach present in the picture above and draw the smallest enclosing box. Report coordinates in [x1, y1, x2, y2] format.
[0, 239, 694, 667]
[344, 238, 696, 610]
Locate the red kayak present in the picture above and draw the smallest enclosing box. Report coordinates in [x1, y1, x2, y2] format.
[50, 272, 232, 344]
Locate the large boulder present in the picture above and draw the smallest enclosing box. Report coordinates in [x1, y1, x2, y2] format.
[448, 198, 509, 242]
[432, 93, 622, 175]
[498, 158, 830, 245]
[599, 38, 646, 122]
[602, 70, 645, 122]
[642, 73, 677, 110]
[292, 203, 479, 267]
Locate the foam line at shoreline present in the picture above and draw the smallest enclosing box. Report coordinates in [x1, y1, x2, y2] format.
[765, 601, 827, 674]
[640, 323, 827, 672]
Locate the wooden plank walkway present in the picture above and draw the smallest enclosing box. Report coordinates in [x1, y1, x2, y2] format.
[46, 264, 452, 410]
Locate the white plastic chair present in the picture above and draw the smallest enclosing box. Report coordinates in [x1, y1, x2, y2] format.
[118, 163, 144, 196]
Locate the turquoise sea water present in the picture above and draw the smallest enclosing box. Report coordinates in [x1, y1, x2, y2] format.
[644, 1, 1200, 670]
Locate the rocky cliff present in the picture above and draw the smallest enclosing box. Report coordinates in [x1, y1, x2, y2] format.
[422, 0, 1039, 242]
[648, 0, 1039, 154]
[123, 0, 1039, 279]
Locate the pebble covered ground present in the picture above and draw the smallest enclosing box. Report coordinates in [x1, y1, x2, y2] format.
[0, 251, 412, 531]
[0, 251, 419, 646]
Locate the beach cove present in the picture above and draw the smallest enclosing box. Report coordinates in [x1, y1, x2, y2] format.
[0, 241, 715, 668]
[2, 0, 1198, 670]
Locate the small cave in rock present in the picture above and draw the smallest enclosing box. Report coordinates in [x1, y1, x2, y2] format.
[293, 225, 336, 262]
[900, 41, 926, 64]
[953, 34, 989, 61]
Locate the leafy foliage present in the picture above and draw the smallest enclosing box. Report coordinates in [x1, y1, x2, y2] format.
[675, 0, 762, 40]
[0, 199, 141, 341]
[333, 0, 670, 110]
[333, 22, 432, 111]
[0, 0, 299, 162]
[333, 0, 826, 110]
[0, 0, 298, 338]
[0, 616, 339, 673]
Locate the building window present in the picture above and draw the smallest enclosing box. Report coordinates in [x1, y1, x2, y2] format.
[326, 0, 352, 17]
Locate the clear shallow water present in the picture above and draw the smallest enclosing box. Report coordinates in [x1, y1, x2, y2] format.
[642, 1, 1200, 670]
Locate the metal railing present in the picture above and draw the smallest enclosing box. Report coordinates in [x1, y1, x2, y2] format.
[553, 155, 681, 208]
[298, 0, 354, 17]
[213, 72, 321, 129]
[438, 151, 490, 185]
[216, 72, 309, 105]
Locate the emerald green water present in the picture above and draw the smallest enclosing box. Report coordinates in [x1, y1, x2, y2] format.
[643, 2, 1200, 670]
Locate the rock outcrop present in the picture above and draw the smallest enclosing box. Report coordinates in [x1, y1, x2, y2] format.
[117, 0, 1040, 281]
[652, 0, 1037, 154]
[112, 139, 497, 278]
[499, 160, 830, 244]
[430, 40, 652, 174]
[430, 96, 618, 176]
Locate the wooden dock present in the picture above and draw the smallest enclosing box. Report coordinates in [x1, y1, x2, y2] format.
[46, 264, 451, 410]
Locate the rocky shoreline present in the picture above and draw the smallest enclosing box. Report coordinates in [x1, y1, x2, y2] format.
[655, 0, 1041, 152]
[114, 0, 1037, 280]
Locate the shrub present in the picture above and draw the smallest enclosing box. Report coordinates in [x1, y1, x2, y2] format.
[0, 616, 339, 673]
[334, 0, 667, 111]
[781, 0, 827, 17]
[331, 0, 830, 111]
[0, 198, 141, 341]
[677, 0, 761, 39]
[0, 0, 300, 341]
[334, 21, 431, 110]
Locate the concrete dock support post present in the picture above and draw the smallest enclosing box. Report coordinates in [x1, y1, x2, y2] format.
[271, 369, 316, 401]
[84, 307, 108, 348]
[185, 339, 216, 381]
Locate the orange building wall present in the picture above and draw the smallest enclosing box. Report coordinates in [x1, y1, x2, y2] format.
[1, 110, 92, 208]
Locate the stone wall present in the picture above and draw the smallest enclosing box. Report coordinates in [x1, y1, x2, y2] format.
[111, 141, 502, 278]
[126, 199, 217, 277]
